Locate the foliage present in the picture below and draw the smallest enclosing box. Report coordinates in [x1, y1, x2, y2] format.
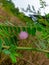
[0, 21, 49, 63]
[0, 0, 49, 64]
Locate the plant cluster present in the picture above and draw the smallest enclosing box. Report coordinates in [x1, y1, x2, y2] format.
[0, 21, 49, 63]
[0, 0, 49, 64]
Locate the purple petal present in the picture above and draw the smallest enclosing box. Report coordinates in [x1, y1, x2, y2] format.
[19, 31, 28, 39]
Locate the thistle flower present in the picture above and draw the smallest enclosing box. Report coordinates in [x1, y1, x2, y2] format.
[19, 31, 28, 39]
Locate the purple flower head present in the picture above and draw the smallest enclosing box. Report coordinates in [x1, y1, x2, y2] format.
[19, 31, 28, 39]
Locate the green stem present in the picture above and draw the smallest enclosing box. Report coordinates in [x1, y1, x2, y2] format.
[16, 47, 49, 53]
[3, 45, 49, 53]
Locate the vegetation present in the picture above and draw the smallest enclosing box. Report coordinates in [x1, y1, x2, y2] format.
[0, 0, 49, 65]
